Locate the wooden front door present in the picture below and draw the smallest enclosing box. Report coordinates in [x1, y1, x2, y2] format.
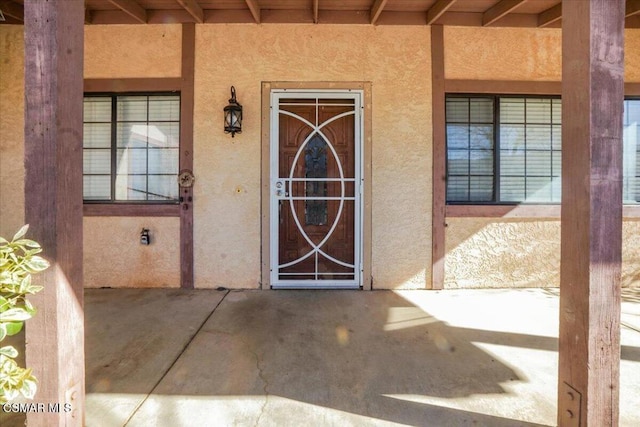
[270, 91, 362, 289]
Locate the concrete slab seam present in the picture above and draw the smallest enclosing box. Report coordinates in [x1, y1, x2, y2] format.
[122, 290, 231, 427]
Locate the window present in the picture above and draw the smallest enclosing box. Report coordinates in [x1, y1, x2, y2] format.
[623, 99, 640, 204]
[446, 96, 640, 205]
[83, 94, 180, 202]
[446, 95, 561, 204]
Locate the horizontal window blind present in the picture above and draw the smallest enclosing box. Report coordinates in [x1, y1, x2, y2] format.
[83, 94, 180, 203]
[446, 96, 640, 205]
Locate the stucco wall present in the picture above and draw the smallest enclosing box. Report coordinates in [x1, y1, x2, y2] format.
[0, 26, 24, 238]
[444, 27, 640, 82]
[84, 24, 181, 78]
[83, 217, 180, 288]
[444, 27, 562, 81]
[445, 218, 640, 289]
[83, 25, 182, 288]
[4, 23, 638, 290]
[625, 29, 640, 82]
[442, 27, 640, 289]
[193, 24, 432, 289]
[622, 221, 640, 288]
[445, 218, 561, 289]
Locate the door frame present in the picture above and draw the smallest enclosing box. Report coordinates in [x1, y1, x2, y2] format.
[261, 82, 372, 290]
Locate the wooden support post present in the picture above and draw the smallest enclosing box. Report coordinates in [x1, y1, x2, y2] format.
[431, 25, 446, 290]
[23, 0, 85, 426]
[180, 23, 195, 289]
[559, 1, 625, 426]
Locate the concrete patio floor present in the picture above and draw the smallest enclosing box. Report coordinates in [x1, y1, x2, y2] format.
[2, 288, 639, 426]
[79, 288, 640, 427]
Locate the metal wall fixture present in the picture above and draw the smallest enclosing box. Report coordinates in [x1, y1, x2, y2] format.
[140, 228, 151, 245]
[224, 86, 242, 138]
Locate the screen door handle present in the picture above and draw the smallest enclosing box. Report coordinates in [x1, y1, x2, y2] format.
[275, 180, 288, 197]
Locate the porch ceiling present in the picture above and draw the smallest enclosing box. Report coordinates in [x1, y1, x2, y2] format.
[1, 0, 640, 28]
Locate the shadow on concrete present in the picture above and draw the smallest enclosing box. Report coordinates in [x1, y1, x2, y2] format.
[110, 290, 554, 426]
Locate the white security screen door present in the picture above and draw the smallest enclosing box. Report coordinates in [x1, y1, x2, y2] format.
[270, 90, 363, 289]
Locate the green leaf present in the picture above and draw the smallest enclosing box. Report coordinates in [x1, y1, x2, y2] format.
[0, 236, 8, 244]
[11, 225, 29, 242]
[21, 377, 37, 399]
[4, 322, 23, 337]
[2, 388, 19, 403]
[0, 325, 6, 342]
[14, 239, 41, 249]
[0, 296, 8, 312]
[26, 256, 49, 272]
[18, 276, 31, 294]
[0, 308, 32, 322]
[26, 285, 43, 294]
[0, 346, 18, 359]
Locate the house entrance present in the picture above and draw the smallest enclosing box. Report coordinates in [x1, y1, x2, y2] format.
[269, 90, 363, 289]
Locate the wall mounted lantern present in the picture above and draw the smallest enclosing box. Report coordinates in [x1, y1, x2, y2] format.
[224, 86, 242, 138]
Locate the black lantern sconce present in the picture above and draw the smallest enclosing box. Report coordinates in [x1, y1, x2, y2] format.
[224, 86, 242, 138]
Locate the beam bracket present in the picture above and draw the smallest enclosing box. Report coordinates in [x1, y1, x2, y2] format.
[558, 382, 581, 427]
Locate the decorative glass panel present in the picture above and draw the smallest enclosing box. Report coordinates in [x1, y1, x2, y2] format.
[305, 136, 327, 225]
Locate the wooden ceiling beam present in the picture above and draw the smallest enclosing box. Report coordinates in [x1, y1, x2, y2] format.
[85, 7, 92, 24]
[482, 0, 527, 26]
[107, 0, 147, 24]
[538, 3, 561, 27]
[426, 0, 457, 25]
[370, 0, 388, 25]
[313, 0, 319, 23]
[0, 0, 24, 22]
[627, 0, 640, 17]
[176, 0, 204, 23]
[245, 0, 261, 23]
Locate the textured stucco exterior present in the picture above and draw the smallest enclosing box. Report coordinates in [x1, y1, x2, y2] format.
[84, 24, 182, 78]
[0, 26, 24, 238]
[625, 29, 640, 82]
[81, 25, 183, 287]
[193, 25, 432, 289]
[441, 27, 640, 290]
[83, 217, 180, 288]
[445, 218, 640, 289]
[622, 221, 640, 288]
[444, 27, 640, 82]
[443, 27, 562, 81]
[2, 22, 639, 290]
[445, 218, 561, 289]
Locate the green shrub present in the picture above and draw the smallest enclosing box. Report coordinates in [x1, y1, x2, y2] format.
[0, 225, 48, 403]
